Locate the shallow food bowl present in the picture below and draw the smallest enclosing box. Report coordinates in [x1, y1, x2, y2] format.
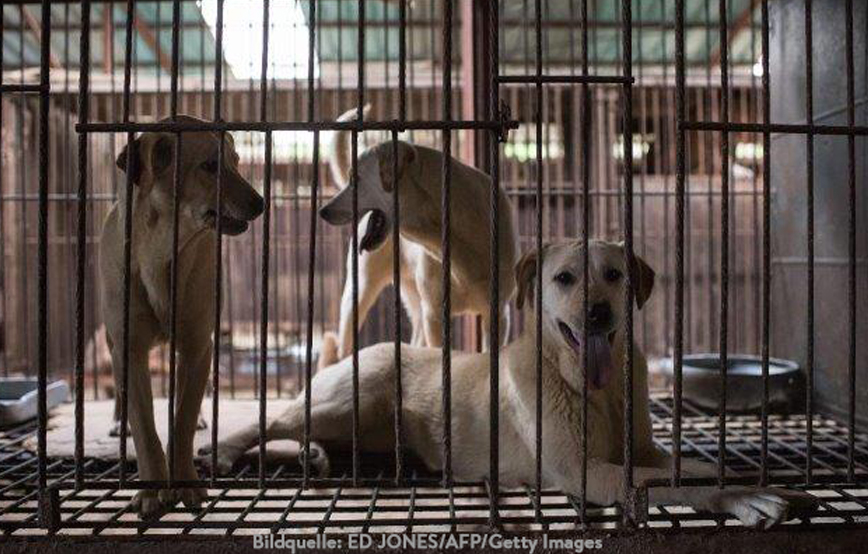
[0, 378, 69, 428]
[658, 354, 802, 413]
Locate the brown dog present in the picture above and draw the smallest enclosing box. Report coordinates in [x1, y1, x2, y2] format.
[99, 116, 263, 519]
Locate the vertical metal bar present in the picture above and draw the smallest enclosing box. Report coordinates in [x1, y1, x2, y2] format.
[393, 0, 407, 486]
[303, 124, 319, 485]
[717, 0, 730, 487]
[351, 0, 366, 486]
[258, 0, 272, 489]
[760, 0, 771, 488]
[441, 0, 453, 488]
[75, 0, 93, 491]
[36, 0, 51, 496]
[210, 0, 227, 487]
[580, 0, 591, 521]
[533, 0, 544, 521]
[621, 0, 635, 498]
[487, 0, 501, 527]
[302, 0, 317, 486]
[0, 11, 5, 381]
[167, 0, 183, 486]
[845, 0, 857, 482]
[804, 0, 814, 486]
[119, 0, 137, 487]
[673, 0, 686, 488]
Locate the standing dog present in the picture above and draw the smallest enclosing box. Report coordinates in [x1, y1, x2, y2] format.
[320, 106, 519, 358]
[100, 116, 263, 519]
[204, 239, 816, 528]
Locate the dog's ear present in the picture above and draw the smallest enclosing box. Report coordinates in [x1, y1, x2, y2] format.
[515, 247, 541, 310]
[378, 141, 416, 192]
[116, 134, 174, 193]
[628, 251, 655, 310]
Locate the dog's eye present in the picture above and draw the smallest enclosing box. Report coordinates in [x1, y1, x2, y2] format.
[201, 160, 219, 174]
[554, 271, 576, 286]
[604, 268, 622, 283]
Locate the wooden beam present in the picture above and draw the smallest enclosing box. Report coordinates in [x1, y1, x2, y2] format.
[710, 0, 760, 67]
[133, 8, 173, 74]
[103, 4, 114, 74]
[20, 6, 61, 68]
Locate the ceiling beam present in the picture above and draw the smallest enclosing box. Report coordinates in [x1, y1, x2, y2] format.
[103, 4, 114, 74]
[20, 6, 61, 68]
[133, 8, 173, 74]
[710, 0, 760, 67]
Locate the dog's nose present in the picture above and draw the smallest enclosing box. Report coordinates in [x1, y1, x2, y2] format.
[250, 193, 265, 217]
[587, 302, 612, 331]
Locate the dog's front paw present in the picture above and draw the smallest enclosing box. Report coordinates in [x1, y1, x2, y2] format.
[197, 444, 239, 476]
[179, 487, 208, 510]
[710, 486, 818, 529]
[131, 489, 179, 520]
[300, 442, 331, 478]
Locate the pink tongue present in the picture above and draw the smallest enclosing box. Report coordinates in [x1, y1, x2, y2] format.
[587, 334, 613, 390]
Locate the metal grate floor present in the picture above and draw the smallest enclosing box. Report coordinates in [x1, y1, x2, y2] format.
[1, 394, 867, 536]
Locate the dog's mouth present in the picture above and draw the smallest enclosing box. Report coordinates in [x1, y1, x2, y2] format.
[558, 321, 616, 391]
[360, 209, 389, 252]
[204, 209, 249, 236]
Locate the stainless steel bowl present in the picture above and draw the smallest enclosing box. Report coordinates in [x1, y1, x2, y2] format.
[657, 354, 802, 413]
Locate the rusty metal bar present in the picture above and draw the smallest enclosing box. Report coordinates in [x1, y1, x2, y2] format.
[166, 0, 183, 486]
[845, 0, 857, 482]
[759, 0, 771, 488]
[804, 0, 814, 486]
[441, 0, 454, 488]
[673, 0, 686, 488]
[717, 0, 731, 488]
[487, 0, 501, 529]
[621, 0, 636, 504]
[77, 120, 518, 133]
[257, 0, 272, 490]
[209, 0, 226, 487]
[74, 0, 92, 491]
[533, 0, 544, 523]
[35, 0, 51, 502]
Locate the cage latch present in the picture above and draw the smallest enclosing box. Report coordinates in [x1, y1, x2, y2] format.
[497, 100, 513, 143]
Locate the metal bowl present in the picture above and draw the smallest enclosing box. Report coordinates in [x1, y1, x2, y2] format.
[657, 354, 802, 413]
[0, 378, 70, 428]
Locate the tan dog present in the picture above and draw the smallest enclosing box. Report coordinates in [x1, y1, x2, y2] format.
[320, 106, 519, 359]
[203, 239, 816, 528]
[99, 116, 263, 519]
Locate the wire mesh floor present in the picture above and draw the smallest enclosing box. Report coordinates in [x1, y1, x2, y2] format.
[1, 393, 867, 536]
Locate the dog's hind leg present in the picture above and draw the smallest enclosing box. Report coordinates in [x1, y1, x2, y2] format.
[201, 352, 394, 476]
[337, 235, 393, 359]
[415, 256, 444, 348]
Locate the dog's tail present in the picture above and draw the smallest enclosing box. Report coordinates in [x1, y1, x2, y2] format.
[317, 331, 340, 371]
[328, 104, 372, 186]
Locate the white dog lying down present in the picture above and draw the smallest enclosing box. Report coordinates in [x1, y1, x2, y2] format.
[319, 106, 519, 358]
[203, 239, 816, 528]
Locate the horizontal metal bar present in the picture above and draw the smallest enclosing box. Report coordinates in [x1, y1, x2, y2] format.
[497, 74, 634, 85]
[681, 120, 868, 136]
[77, 119, 519, 134]
[0, 84, 47, 93]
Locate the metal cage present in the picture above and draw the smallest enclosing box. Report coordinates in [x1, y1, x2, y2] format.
[0, 0, 866, 551]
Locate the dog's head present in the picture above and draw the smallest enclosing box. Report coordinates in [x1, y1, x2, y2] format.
[116, 116, 264, 235]
[318, 139, 416, 252]
[514, 239, 655, 392]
